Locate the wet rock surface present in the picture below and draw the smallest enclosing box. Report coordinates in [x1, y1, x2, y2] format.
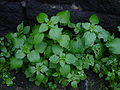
[78, 0, 120, 15]
[0, 0, 120, 90]
[0, 0, 24, 36]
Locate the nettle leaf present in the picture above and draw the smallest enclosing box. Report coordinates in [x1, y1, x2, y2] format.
[36, 13, 48, 23]
[57, 10, 70, 24]
[83, 31, 96, 47]
[17, 22, 24, 32]
[69, 38, 84, 53]
[118, 26, 120, 32]
[1, 46, 7, 53]
[59, 64, 71, 77]
[71, 81, 78, 88]
[60, 60, 65, 67]
[6, 79, 14, 86]
[0, 57, 5, 63]
[68, 22, 76, 28]
[35, 72, 45, 86]
[52, 45, 63, 55]
[39, 23, 48, 33]
[15, 50, 25, 59]
[58, 35, 70, 48]
[49, 62, 58, 69]
[32, 33, 44, 45]
[106, 38, 120, 54]
[10, 57, 23, 69]
[50, 16, 59, 24]
[89, 14, 99, 25]
[23, 26, 30, 34]
[27, 50, 40, 62]
[92, 44, 105, 59]
[74, 23, 81, 34]
[35, 41, 47, 53]
[41, 65, 48, 73]
[44, 46, 52, 57]
[28, 66, 36, 74]
[49, 27, 62, 40]
[65, 53, 78, 64]
[13, 38, 25, 48]
[98, 29, 110, 42]
[86, 54, 94, 66]
[21, 43, 33, 54]
[49, 55, 59, 64]
[82, 23, 90, 30]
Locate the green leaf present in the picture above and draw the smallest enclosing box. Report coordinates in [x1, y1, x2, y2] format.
[36, 13, 48, 23]
[5, 78, 14, 86]
[60, 60, 65, 67]
[98, 29, 110, 42]
[71, 81, 78, 88]
[23, 26, 30, 34]
[13, 38, 25, 48]
[86, 54, 94, 66]
[17, 22, 24, 32]
[68, 22, 76, 28]
[118, 26, 120, 32]
[28, 66, 36, 74]
[35, 41, 47, 53]
[83, 31, 96, 47]
[32, 33, 44, 45]
[65, 53, 78, 64]
[27, 50, 40, 62]
[49, 62, 58, 69]
[82, 23, 90, 30]
[44, 46, 52, 57]
[92, 44, 105, 59]
[10, 57, 23, 69]
[15, 50, 25, 59]
[52, 45, 63, 55]
[40, 65, 48, 72]
[49, 27, 62, 40]
[38, 23, 48, 33]
[69, 38, 84, 53]
[74, 23, 81, 34]
[0, 57, 5, 63]
[50, 16, 59, 24]
[106, 38, 120, 54]
[36, 72, 45, 82]
[1, 46, 7, 53]
[89, 14, 99, 25]
[57, 10, 70, 24]
[49, 55, 59, 64]
[59, 64, 71, 77]
[21, 43, 33, 53]
[58, 35, 70, 48]
[35, 72, 45, 86]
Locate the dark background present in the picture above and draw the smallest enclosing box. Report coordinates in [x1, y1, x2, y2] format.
[0, 0, 120, 90]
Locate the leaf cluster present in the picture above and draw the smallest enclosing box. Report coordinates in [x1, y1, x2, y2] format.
[0, 11, 120, 89]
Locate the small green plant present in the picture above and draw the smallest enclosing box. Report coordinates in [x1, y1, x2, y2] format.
[0, 11, 120, 89]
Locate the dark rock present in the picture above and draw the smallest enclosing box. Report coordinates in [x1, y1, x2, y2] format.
[78, 0, 120, 15]
[0, 1, 24, 36]
[34, 0, 77, 5]
[86, 70, 108, 90]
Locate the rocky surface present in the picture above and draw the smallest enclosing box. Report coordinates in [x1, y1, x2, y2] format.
[0, 0, 24, 36]
[0, 0, 120, 90]
[78, 0, 120, 15]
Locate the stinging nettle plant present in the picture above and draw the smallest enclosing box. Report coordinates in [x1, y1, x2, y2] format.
[0, 10, 120, 89]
